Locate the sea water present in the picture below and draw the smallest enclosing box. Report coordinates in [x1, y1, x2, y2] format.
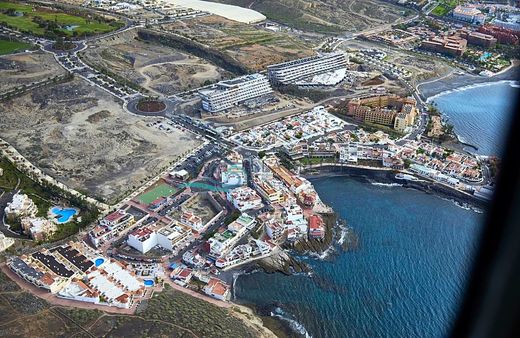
[430, 81, 518, 156]
[234, 177, 483, 338]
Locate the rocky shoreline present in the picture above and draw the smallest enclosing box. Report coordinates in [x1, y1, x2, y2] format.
[230, 212, 354, 338]
[229, 164, 488, 337]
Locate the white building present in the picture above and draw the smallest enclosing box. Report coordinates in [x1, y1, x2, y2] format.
[221, 163, 246, 187]
[169, 169, 190, 181]
[4, 192, 37, 219]
[228, 214, 257, 233]
[226, 186, 263, 212]
[180, 211, 203, 232]
[199, 73, 273, 113]
[264, 219, 286, 242]
[0, 233, 14, 252]
[267, 53, 348, 85]
[207, 215, 253, 257]
[100, 210, 134, 231]
[127, 226, 157, 254]
[127, 222, 193, 254]
[156, 222, 193, 253]
[282, 202, 307, 238]
[453, 5, 486, 24]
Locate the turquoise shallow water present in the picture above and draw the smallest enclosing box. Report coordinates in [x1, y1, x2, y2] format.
[234, 178, 484, 338]
[431, 81, 519, 156]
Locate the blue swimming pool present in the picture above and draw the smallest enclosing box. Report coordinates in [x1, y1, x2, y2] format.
[479, 52, 492, 62]
[50, 207, 78, 223]
[144, 280, 154, 287]
[94, 258, 105, 267]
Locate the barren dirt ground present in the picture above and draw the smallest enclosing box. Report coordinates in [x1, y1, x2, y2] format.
[161, 15, 314, 71]
[80, 30, 233, 96]
[0, 51, 67, 93]
[0, 77, 202, 203]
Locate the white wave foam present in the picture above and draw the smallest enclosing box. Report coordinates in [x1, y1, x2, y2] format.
[307, 245, 335, 260]
[232, 272, 239, 300]
[371, 182, 403, 188]
[426, 80, 517, 102]
[271, 307, 313, 338]
[338, 226, 349, 246]
[442, 197, 483, 214]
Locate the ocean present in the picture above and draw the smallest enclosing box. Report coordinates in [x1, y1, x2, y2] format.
[234, 177, 484, 338]
[430, 81, 519, 156]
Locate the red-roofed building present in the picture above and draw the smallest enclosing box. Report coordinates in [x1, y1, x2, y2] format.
[308, 214, 325, 239]
[203, 277, 230, 301]
[114, 293, 131, 308]
[170, 266, 193, 285]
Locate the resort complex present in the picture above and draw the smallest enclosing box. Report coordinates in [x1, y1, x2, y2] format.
[0, 0, 516, 336]
[346, 95, 418, 132]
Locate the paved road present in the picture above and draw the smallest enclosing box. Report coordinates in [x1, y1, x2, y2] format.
[0, 189, 25, 239]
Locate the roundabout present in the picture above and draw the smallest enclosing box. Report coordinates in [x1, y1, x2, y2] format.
[126, 96, 177, 116]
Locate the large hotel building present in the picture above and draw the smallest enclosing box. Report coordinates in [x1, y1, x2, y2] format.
[347, 95, 417, 132]
[199, 73, 273, 113]
[267, 53, 348, 85]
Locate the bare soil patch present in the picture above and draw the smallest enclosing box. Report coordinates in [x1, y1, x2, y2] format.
[0, 77, 202, 203]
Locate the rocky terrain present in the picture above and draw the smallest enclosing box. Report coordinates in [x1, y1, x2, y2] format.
[0, 77, 202, 203]
[209, 0, 412, 33]
[0, 52, 67, 93]
[80, 29, 233, 96]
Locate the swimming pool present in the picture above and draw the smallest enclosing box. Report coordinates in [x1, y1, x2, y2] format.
[94, 258, 105, 267]
[144, 279, 154, 287]
[50, 207, 78, 223]
[479, 52, 492, 62]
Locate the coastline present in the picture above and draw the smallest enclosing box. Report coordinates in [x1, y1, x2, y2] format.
[417, 63, 519, 100]
[301, 165, 489, 210]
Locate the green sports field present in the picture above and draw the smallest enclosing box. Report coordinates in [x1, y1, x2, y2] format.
[431, 0, 458, 17]
[136, 183, 178, 205]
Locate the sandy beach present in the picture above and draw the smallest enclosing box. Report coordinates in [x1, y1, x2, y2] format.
[417, 62, 519, 100]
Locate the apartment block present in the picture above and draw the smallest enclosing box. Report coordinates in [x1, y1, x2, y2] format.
[421, 36, 467, 57]
[199, 73, 273, 113]
[267, 53, 348, 85]
[4, 192, 37, 219]
[459, 30, 497, 48]
[347, 95, 417, 131]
